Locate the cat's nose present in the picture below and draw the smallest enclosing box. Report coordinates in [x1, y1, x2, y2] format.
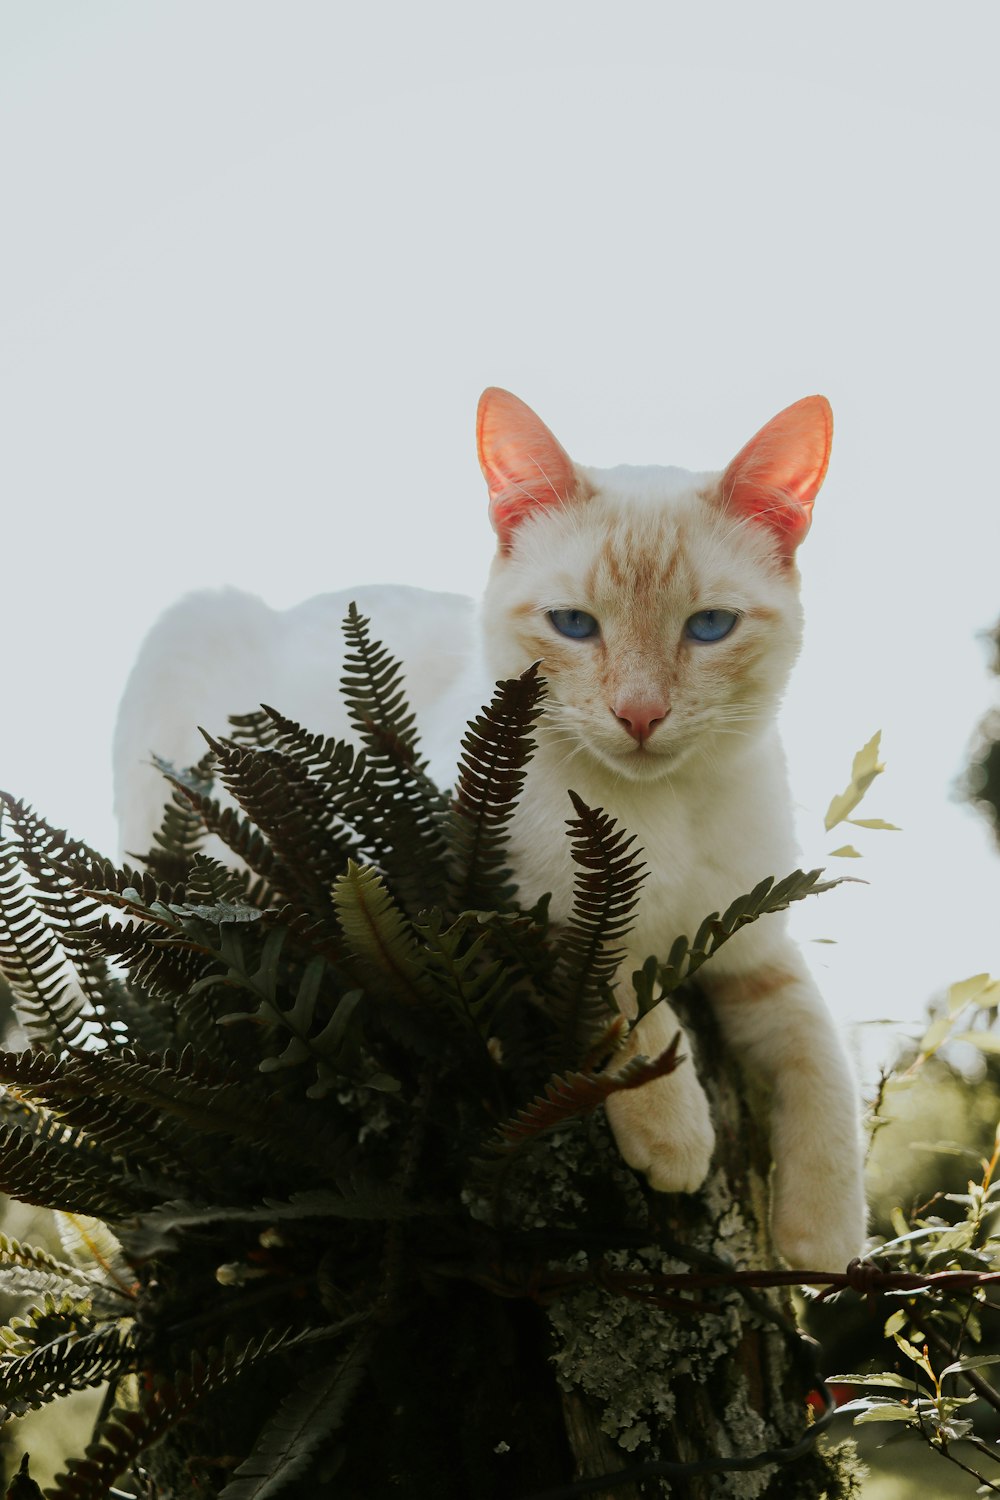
[612, 701, 670, 743]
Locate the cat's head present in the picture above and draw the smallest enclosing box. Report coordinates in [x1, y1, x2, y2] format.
[477, 387, 832, 781]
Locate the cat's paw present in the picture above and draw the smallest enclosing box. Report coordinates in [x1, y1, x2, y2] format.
[772, 1173, 867, 1271]
[604, 1070, 716, 1194]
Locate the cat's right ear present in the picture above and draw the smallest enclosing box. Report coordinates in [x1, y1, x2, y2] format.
[477, 388, 578, 551]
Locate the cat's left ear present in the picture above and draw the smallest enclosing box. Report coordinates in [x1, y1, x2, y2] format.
[477, 388, 579, 551]
[720, 396, 833, 558]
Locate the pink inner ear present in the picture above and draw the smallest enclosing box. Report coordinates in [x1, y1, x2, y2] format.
[722, 395, 833, 555]
[477, 388, 578, 549]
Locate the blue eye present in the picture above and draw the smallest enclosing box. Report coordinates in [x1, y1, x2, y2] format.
[549, 608, 599, 640]
[685, 609, 739, 643]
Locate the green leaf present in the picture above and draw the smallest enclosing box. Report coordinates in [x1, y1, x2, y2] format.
[892, 1332, 935, 1380]
[918, 1013, 954, 1056]
[952, 1031, 1000, 1055]
[826, 1370, 923, 1393]
[947, 973, 1000, 1012]
[849, 1402, 919, 1425]
[941, 1353, 1000, 1379]
[824, 731, 885, 830]
[217, 1332, 371, 1499]
[829, 845, 862, 858]
[332, 861, 425, 1003]
[884, 1309, 907, 1337]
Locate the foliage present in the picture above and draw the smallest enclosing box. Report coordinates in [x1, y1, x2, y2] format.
[810, 974, 1000, 1494]
[0, 608, 855, 1498]
[964, 619, 1000, 847]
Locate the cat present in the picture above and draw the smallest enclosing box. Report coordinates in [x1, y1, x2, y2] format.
[114, 387, 867, 1271]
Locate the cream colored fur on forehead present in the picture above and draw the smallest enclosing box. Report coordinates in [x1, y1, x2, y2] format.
[490, 462, 794, 615]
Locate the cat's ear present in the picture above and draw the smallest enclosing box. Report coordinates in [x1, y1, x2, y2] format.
[720, 396, 833, 558]
[477, 388, 579, 550]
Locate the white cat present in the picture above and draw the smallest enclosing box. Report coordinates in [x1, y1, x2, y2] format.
[114, 387, 866, 1270]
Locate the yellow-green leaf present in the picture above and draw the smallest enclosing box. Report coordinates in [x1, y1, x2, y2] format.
[952, 1031, 1000, 1056]
[975, 979, 1000, 1011]
[892, 1332, 935, 1381]
[829, 845, 862, 858]
[846, 818, 900, 831]
[947, 974, 996, 1014]
[917, 1013, 953, 1057]
[884, 1309, 907, 1338]
[824, 731, 885, 830]
[333, 861, 422, 996]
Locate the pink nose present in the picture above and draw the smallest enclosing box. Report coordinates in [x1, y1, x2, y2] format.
[612, 700, 669, 743]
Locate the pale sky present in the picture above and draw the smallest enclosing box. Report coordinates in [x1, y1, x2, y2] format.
[1, 2, 998, 1062]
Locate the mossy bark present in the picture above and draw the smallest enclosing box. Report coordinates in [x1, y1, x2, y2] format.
[528, 992, 864, 1500]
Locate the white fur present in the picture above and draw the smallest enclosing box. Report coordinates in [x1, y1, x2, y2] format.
[114, 441, 866, 1272]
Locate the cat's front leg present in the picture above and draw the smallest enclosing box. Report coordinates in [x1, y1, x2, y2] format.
[701, 943, 867, 1271]
[604, 993, 716, 1194]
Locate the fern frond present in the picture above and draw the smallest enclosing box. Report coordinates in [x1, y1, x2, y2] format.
[0, 1046, 342, 1184]
[546, 792, 646, 1058]
[413, 910, 511, 1048]
[332, 861, 426, 1004]
[201, 733, 354, 912]
[0, 1048, 216, 1181]
[130, 1186, 445, 1258]
[46, 1319, 367, 1500]
[255, 706, 400, 871]
[86, 916, 207, 1023]
[160, 764, 280, 890]
[216, 1329, 372, 1500]
[0, 1120, 155, 1218]
[0, 806, 112, 1051]
[650, 868, 844, 1010]
[138, 751, 216, 881]
[340, 605, 449, 912]
[0, 1232, 128, 1311]
[487, 1031, 683, 1155]
[448, 663, 546, 914]
[227, 708, 282, 748]
[190, 922, 363, 1093]
[0, 1321, 132, 1420]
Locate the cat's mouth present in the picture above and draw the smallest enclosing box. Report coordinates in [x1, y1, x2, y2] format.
[589, 732, 691, 781]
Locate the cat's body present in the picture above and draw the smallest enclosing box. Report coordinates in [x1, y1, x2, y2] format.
[114, 389, 866, 1270]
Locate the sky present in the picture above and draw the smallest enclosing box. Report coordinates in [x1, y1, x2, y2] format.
[1, 1, 998, 1064]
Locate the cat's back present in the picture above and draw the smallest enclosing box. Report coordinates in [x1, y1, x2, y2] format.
[113, 583, 475, 858]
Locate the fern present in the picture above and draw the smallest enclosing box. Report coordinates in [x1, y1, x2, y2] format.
[0, 828, 100, 1053]
[0, 1231, 128, 1311]
[0, 1321, 132, 1420]
[448, 663, 546, 914]
[0, 1122, 153, 1219]
[340, 604, 449, 912]
[138, 751, 216, 882]
[641, 868, 843, 1015]
[546, 790, 647, 1057]
[332, 861, 426, 1003]
[487, 1031, 683, 1155]
[216, 1329, 373, 1500]
[44, 1324, 363, 1500]
[200, 733, 352, 913]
